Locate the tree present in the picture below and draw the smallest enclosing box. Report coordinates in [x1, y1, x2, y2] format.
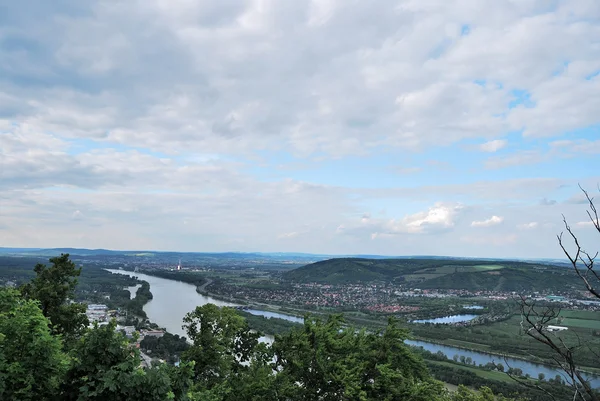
[519, 185, 600, 401]
[0, 288, 68, 400]
[60, 320, 193, 401]
[538, 373, 545, 381]
[272, 315, 443, 400]
[181, 304, 262, 392]
[20, 254, 88, 340]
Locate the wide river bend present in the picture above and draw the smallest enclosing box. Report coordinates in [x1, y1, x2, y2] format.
[108, 269, 599, 388]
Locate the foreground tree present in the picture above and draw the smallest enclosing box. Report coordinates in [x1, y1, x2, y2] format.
[519, 186, 600, 401]
[61, 320, 194, 401]
[272, 315, 444, 400]
[20, 253, 88, 340]
[181, 303, 267, 396]
[0, 288, 68, 401]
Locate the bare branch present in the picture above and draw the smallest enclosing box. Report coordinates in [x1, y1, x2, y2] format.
[580, 184, 600, 234]
[558, 215, 600, 300]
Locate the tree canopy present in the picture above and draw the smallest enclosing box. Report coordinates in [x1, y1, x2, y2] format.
[20, 254, 88, 339]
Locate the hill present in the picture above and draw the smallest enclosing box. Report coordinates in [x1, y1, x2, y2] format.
[284, 258, 581, 291]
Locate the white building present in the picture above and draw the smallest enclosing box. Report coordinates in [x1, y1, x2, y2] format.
[546, 325, 568, 332]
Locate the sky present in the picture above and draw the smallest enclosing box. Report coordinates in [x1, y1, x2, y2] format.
[1, 0, 599, 258]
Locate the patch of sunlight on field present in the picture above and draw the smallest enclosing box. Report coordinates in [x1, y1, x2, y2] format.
[471, 265, 505, 270]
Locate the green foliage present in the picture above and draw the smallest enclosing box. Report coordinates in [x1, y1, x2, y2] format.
[127, 281, 153, 319]
[427, 363, 573, 401]
[140, 332, 190, 363]
[182, 304, 264, 390]
[0, 288, 68, 401]
[61, 320, 193, 401]
[19, 254, 88, 339]
[272, 315, 436, 400]
[237, 310, 302, 335]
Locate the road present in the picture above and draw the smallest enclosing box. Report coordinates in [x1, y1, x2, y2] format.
[139, 351, 153, 368]
[197, 278, 213, 292]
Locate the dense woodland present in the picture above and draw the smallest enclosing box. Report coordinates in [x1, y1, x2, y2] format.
[0, 254, 531, 401]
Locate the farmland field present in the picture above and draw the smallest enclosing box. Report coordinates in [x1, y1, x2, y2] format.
[427, 361, 515, 383]
[414, 265, 505, 275]
[560, 318, 600, 329]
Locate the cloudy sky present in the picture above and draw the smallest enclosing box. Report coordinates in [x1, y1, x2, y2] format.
[1, 0, 599, 258]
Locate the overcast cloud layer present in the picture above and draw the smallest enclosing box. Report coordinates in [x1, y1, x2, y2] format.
[1, 0, 599, 258]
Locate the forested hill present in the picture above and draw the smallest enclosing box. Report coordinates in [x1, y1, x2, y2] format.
[284, 258, 581, 291]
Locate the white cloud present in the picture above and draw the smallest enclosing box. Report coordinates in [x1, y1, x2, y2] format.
[402, 203, 463, 233]
[485, 150, 544, 169]
[517, 222, 538, 230]
[278, 232, 299, 239]
[471, 215, 504, 227]
[479, 139, 507, 153]
[550, 139, 600, 155]
[0, 1, 597, 156]
[362, 202, 464, 238]
[576, 221, 595, 227]
[1, 1, 599, 258]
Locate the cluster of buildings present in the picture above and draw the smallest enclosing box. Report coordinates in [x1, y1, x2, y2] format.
[86, 304, 109, 324]
[209, 281, 431, 310]
[115, 325, 165, 340]
[364, 304, 420, 313]
[207, 279, 600, 318]
[85, 304, 166, 341]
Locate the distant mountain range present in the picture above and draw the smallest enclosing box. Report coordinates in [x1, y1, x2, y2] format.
[0, 247, 569, 265]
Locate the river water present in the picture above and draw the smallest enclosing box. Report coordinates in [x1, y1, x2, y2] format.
[412, 314, 479, 324]
[108, 269, 599, 388]
[126, 284, 141, 299]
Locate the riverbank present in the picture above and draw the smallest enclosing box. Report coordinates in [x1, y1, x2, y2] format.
[410, 334, 600, 377]
[195, 286, 312, 321]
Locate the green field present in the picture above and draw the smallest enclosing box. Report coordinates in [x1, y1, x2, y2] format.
[471, 265, 505, 271]
[414, 265, 505, 275]
[403, 273, 445, 282]
[560, 318, 600, 329]
[559, 310, 600, 320]
[427, 361, 515, 384]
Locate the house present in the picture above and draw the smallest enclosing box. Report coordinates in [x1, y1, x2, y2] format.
[142, 330, 165, 338]
[116, 325, 137, 338]
[86, 304, 108, 322]
[546, 325, 568, 332]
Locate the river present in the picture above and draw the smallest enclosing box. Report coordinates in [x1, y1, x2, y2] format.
[126, 284, 141, 299]
[412, 314, 479, 324]
[107, 269, 599, 388]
